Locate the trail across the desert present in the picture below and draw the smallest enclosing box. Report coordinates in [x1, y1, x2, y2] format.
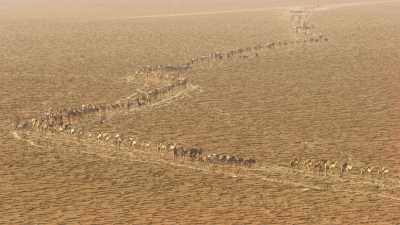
[314, 0, 399, 11]
[124, 0, 399, 20]
[127, 8, 280, 20]
[11, 130, 43, 148]
[10, 127, 400, 203]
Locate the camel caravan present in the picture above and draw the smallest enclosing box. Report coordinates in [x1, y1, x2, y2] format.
[134, 34, 329, 78]
[360, 166, 390, 178]
[290, 158, 352, 177]
[172, 145, 257, 167]
[17, 118, 258, 169]
[15, 76, 189, 134]
[185, 35, 329, 66]
[94, 132, 256, 168]
[290, 158, 390, 179]
[135, 64, 192, 76]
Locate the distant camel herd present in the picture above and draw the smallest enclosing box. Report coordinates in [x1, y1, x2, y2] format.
[95, 132, 256, 167]
[290, 158, 390, 178]
[18, 118, 258, 169]
[136, 64, 192, 75]
[135, 34, 329, 77]
[16, 77, 189, 133]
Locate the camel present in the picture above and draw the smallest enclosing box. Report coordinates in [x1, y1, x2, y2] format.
[327, 161, 338, 175]
[76, 129, 84, 139]
[227, 155, 240, 165]
[378, 167, 389, 178]
[267, 42, 276, 49]
[320, 160, 337, 176]
[157, 143, 167, 152]
[142, 142, 151, 151]
[290, 158, 300, 168]
[340, 162, 353, 177]
[96, 133, 103, 143]
[57, 126, 65, 132]
[206, 154, 217, 164]
[167, 143, 177, 152]
[314, 160, 326, 175]
[360, 167, 366, 175]
[97, 133, 111, 144]
[173, 148, 180, 159]
[217, 154, 228, 163]
[104, 134, 111, 143]
[199, 155, 208, 163]
[39, 122, 48, 133]
[31, 118, 38, 128]
[128, 137, 137, 149]
[69, 128, 76, 136]
[322, 160, 329, 176]
[173, 145, 186, 160]
[114, 134, 123, 150]
[236, 157, 244, 166]
[187, 147, 203, 159]
[365, 166, 380, 177]
[360, 166, 375, 176]
[244, 158, 256, 167]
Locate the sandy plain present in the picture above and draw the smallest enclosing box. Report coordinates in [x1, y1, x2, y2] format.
[1, 0, 400, 224]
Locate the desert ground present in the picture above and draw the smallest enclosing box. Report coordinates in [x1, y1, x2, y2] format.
[1, 0, 400, 224]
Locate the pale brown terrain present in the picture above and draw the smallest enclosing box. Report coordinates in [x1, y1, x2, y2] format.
[1, 0, 400, 224]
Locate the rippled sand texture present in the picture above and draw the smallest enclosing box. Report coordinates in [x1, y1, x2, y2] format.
[1, 0, 400, 224]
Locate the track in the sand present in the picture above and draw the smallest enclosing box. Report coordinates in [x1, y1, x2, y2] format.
[85, 83, 201, 126]
[11, 128, 400, 203]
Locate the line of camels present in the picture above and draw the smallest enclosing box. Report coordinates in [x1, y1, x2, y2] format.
[290, 158, 390, 178]
[16, 77, 189, 133]
[135, 34, 329, 78]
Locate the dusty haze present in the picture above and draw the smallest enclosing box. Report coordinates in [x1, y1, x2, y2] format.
[1, 0, 400, 224]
